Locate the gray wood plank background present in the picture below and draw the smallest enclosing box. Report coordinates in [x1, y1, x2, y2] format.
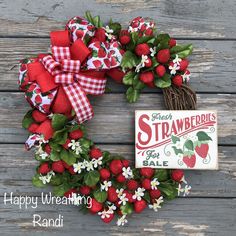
[0, 0, 236, 235]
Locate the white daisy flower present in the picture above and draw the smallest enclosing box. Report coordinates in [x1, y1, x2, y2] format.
[150, 47, 157, 57]
[128, 26, 138, 33]
[83, 160, 94, 171]
[183, 185, 191, 196]
[149, 196, 164, 212]
[117, 214, 128, 226]
[98, 209, 112, 219]
[122, 167, 133, 179]
[92, 156, 103, 168]
[169, 63, 180, 75]
[68, 140, 82, 155]
[39, 171, 55, 184]
[135, 55, 149, 72]
[173, 54, 182, 65]
[73, 162, 85, 174]
[182, 70, 191, 82]
[132, 187, 145, 201]
[35, 145, 48, 160]
[100, 181, 112, 191]
[107, 204, 116, 213]
[116, 188, 125, 198]
[104, 26, 114, 40]
[150, 178, 160, 190]
[118, 193, 129, 206]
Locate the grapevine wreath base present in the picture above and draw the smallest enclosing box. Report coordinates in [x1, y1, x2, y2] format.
[19, 12, 194, 226]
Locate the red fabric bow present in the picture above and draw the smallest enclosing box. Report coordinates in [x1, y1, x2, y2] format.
[27, 30, 107, 123]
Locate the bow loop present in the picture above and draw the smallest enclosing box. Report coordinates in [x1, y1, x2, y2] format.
[51, 46, 71, 61]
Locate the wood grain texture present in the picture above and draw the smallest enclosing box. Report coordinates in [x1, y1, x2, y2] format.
[0, 0, 236, 38]
[0, 144, 235, 197]
[0, 93, 235, 144]
[1, 197, 236, 235]
[1, 38, 236, 92]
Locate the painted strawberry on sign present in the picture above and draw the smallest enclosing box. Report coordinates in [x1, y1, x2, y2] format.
[194, 131, 212, 159]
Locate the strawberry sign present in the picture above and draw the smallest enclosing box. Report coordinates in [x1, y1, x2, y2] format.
[135, 110, 218, 169]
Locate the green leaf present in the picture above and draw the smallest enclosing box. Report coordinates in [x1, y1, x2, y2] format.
[121, 51, 139, 69]
[32, 174, 45, 188]
[93, 190, 107, 203]
[53, 183, 70, 197]
[60, 149, 76, 166]
[50, 150, 61, 161]
[120, 203, 133, 215]
[109, 22, 121, 35]
[123, 71, 136, 85]
[184, 139, 194, 151]
[50, 175, 63, 186]
[170, 44, 193, 58]
[52, 114, 68, 131]
[196, 131, 212, 142]
[22, 110, 34, 129]
[84, 170, 100, 187]
[154, 169, 169, 182]
[171, 135, 180, 144]
[172, 146, 183, 155]
[159, 183, 178, 200]
[126, 87, 140, 103]
[137, 35, 154, 44]
[156, 33, 171, 43]
[143, 191, 151, 203]
[154, 74, 171, 88]
[52, 129, 68, 145]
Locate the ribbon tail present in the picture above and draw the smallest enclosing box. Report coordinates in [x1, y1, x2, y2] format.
[63, 84, 94, 123]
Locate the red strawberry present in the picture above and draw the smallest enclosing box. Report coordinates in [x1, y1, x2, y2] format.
[102, 213, 114, 223]
[35, 95, 42, 104]
[144, 58, 152, 67]
[62, 139, 71, 149]
[127, 179, 139, 191]
[93, 60, 102, 68]
[89, 147, 103, 159]
[145, 28, 153, 36]
[99, 168, 111, 180]
[69, 129, 83, 140]
[28, 123, 39, 133]
[135, 43, 150, 56]
[109, 159, 123, 175]
[149, 189, 161, 199]
[119, 30, 131, 45]
[171, 170, 184, 182]
[62, 160, 70, 169]
[32, 110, 47, 123]
[36, 119, 54, 140]
[172, 75, 183, 87]
[141, 178, 151, 190]
[156, 49, 170, 63]
[44, 144, 51, 154]
[183, 154, 196, 168]
[139, 71, 154, 84]
[179, 59, 189, 71]
[116, 173, 126, 183]
[195, 144, 209, 159]
[155, 65, 166, 77]
[146, 81, 155, 88]
[107, 187, 118, 202]
[76, 30, 84, 39]
[64, 188, 77, 198]
[98, 48, 107, 58]
[38, 162, 50, 175]
[79, 186, 91, 195]
[123, 190, 135, 203]
[89, 198, 103, 214]
[122, 159, 130, 168]
[134, 199, 147, 213]
[169, 38, 176, 48]
[95, 28, 106, 42]
[52, 160, 65, 173]
[68, 166, 76, 175]
[140, 167, 154, 178]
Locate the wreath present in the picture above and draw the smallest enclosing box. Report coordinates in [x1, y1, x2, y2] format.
[18, 12, 195, 226]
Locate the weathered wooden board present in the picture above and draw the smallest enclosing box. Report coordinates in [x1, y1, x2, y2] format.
[0, 144, 235, 197]
[1, 38, 236, 92]
[1, 197, 236, 236]
[0, 0, 236, 39]
[0, 93, 235, 144]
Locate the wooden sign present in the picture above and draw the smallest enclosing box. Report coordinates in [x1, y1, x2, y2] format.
[135, 110, 218, 169]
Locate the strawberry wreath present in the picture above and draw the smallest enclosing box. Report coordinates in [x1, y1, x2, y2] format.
[18, 12, 195, 226]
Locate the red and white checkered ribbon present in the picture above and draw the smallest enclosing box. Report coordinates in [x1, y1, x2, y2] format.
[41, 46, 106, 123]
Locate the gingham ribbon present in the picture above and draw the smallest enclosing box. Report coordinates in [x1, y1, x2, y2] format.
[40, 32, 107, 123]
